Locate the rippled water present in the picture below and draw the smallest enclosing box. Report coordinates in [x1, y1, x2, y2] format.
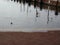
[0, 0, 60, 31]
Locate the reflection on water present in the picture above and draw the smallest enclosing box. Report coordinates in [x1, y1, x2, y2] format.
[0, 0, 60, 30]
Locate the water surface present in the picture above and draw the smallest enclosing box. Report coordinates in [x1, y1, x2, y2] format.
[0, 0, 60, 31]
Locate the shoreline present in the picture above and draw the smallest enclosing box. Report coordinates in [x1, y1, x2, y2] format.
[0, 28, 60, 32]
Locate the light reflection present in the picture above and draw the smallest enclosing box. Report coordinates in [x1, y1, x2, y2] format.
[0, 0, 60, 29]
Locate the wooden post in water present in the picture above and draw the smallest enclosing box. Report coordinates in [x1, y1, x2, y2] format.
[40, 0, 43, 4]
[47, 0, 50, 24]
[55, 0, 58, 15]
[34, 0, 37, 8]
[40, 0, 43, 10]
[48, 0, 50, 4]
[47, 6, 49, 24]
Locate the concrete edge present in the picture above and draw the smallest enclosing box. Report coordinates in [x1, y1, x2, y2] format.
[0, 28, 60, 32]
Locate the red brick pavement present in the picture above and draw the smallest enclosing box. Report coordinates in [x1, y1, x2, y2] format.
[0, 31, 60, 45]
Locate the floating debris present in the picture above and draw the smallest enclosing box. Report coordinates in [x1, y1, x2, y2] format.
[11, 22, 13, 24]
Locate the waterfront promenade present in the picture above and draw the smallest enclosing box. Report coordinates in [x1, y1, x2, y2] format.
[0, 31, 60, 45]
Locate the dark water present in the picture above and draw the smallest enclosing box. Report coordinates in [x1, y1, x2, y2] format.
[0, 0, 60, 31]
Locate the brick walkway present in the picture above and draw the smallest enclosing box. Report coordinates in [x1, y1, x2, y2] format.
[0, 31, 60, 45]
